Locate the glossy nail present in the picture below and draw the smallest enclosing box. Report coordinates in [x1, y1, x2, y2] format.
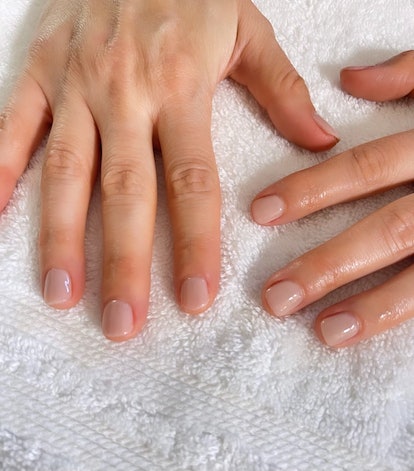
[313, 113, 340, 140]
[102, 300, 134, 339]
[342, 65, 372, 71]
[43, 268, 72, 306]
[265, 280, 304, 317]
[180, 277, 209, 313]
[251, 195, 285, 225]
[320, 312, 360, 347]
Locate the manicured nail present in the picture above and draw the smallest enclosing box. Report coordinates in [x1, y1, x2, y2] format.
[320, 312, 360, 347]
[313, 113, 340, 140]
[102, 300, 134, 339]
[180, 277, 209, 313]
[43, 268, 72, 306]
[343, 65, 373, 71]
[251, 195, 285, 225]
[264, 280, 304, 317]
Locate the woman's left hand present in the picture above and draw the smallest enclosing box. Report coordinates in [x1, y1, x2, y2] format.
[251, 51, 414, 348]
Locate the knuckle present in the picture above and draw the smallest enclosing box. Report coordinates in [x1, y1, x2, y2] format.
[161, 52, 198, 86]
[43, 143, 85, 183]
[380, 203, 414, 256]
[94, 38, 136, 77]
[39, 225, 74, 249]
[399, 50, 414, 61]
[348, 144, 392, 188]
[275, 68, 307, 97]
[260, 16, 276, 39]
[168, 160, 218, 203]
[105, 253, 140, 282]
[101, 163, 150, 203]
[0, 101, 27, 135]
[29, 34, 55, 62]
[0, 109, 11, 133]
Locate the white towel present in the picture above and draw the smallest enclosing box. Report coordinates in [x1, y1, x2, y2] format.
[1, 0, 414, 469]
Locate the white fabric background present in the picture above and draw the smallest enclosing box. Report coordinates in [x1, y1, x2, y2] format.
[1, 0, 414, 469]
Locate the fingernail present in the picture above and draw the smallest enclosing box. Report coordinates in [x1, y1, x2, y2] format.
[313, 113, 340, 140]
[251, 195, 285, 225]
[344, 62, 389, 71]
[264, 280, 304, 317]
[320, 312, 360, 347]
[342, 65, 372, 71]
[102, 300, 134, 339]
[43, 268, 72, 306]
[180, 277, 209, 313]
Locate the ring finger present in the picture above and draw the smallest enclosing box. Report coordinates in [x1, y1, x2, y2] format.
[159, 95, 221, 315]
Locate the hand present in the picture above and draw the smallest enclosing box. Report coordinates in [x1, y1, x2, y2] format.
[0, 0, 338, 341]
[251, 51, 414, 348]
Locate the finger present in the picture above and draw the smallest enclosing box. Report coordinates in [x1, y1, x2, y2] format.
[251, 130, 414, 225]
[96, 101, 156, 342]
[315, 263, 414, 348]
[261, 193, 414, 318]
[231, 1, 339, 152]
[0, 73, 50, 210]
[159, 96, 220, 315]
[341, 50, 414, 101]
[40, 90, 98, 309]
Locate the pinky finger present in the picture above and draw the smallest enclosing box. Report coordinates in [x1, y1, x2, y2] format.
[315, 264, 414, 348]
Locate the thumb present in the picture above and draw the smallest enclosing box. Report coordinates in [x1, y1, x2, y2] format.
[231, 1, 339, 152]
[340, 50, 414, 101]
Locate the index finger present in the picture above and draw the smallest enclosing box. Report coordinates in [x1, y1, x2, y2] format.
[251, 130, 414, 226]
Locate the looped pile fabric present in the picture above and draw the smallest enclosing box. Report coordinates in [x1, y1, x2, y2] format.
[1, 0, 414, 469]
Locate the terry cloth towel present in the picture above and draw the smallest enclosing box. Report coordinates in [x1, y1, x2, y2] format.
[1, 0, 414, 470]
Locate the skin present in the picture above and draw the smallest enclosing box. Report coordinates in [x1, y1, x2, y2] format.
[0, 0, 338, 341]
[252, 51, 414, 348]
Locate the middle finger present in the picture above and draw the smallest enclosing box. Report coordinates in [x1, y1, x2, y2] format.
[95, 96, 157, 342]
[262, 193, 414, 318]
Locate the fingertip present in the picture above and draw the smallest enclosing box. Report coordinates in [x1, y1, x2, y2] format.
[179, 276, 213, 315]
[339, 66, 369, 97]
[262, 279, 305, 318]
[43, 267, 84, 310]
[313, 114, 340, 143]
[102, 300, 147, 342]
[251, 194, 285, 226]
[268, 105, 340, 152]
[340, 51, 414, 101]
[315, 311, 361, 349]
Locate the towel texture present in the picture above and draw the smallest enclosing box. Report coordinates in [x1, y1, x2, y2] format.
[1, 0, 414, 470]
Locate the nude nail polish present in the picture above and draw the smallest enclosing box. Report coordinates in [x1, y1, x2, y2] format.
[342, 65, 372, 71]
[320, 312, 360, 347]
[43, 268, 72, 306]
[251, 195, 285, 225]
[264, 280, 304, 317]
[102, 300, 134, 339]
[180, 277, 209, 313]
[313, 113, 340, 140]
